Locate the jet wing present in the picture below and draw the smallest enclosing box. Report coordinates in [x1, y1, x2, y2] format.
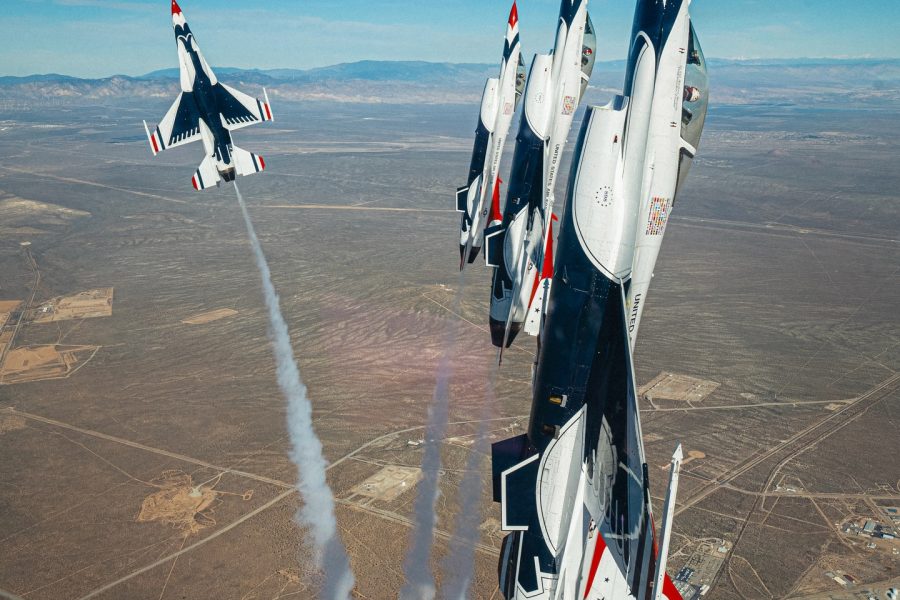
[144, 92, 202, 155]
[214, 83, 274, 131]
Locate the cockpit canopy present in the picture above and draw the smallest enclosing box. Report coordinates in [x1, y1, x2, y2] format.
[580, 15, 598, 100]
[675, 22, 708, 202]
[681, 23, 708, 146]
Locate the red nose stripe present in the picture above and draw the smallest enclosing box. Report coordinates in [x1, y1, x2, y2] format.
[172, 0, 182, 15]
[508, 1, 518, 28]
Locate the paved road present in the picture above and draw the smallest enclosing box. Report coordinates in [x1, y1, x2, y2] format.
[677, 372, 900, 516]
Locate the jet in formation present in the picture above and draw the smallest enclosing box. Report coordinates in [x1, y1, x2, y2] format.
[462, 0, 711, 597]
[143, 1, 274, 190]
[457, 2, 526, 269]
[482, 0, 597, 354]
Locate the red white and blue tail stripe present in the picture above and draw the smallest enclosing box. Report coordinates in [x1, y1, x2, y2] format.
[143, 120, 165, 156]
[232, 146, 266, 176]
[191, 155, 219, 191]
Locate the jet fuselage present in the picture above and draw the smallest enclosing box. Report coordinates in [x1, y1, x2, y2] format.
[491, 1, 707, 598]
[485, 0, 596, 351]
[493, 103, 653, 599]
[174, 20, 235, 179]
[457, 2, 524, 268]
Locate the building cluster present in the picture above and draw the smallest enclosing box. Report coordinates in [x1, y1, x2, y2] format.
[824, 571, 858, 588]
[672, 567, 708, 600]
[842, 511, 899, 543]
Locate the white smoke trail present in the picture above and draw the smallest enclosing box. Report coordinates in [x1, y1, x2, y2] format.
[234, 183, 355, 600]
[440, 368, 498, 600]
[399, 273, 467, 600]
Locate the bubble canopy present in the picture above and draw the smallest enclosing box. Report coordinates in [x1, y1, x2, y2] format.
[675, 23, 708, 202]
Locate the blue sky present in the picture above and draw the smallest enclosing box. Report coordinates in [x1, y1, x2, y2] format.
[2, 0, 898, 77]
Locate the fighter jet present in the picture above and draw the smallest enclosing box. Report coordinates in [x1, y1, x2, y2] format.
[491, 104, 685, 600]
[490, 1, 707, 597]
[456, 2, 526, 269]
[484, 0, 596, 352]
[143, 1, 274, 190]
[624, 15, 708, 345]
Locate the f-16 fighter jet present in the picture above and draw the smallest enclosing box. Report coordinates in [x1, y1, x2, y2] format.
[491, 105, 685, 600]
[484, 0, 596, 352]
[143, 1, 274, 190]
[623, 11, 708, 345]
[489, 1, 707, 598]
[456, 2, 526, 269]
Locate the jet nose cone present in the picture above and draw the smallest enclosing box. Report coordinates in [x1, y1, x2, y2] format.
[171, 0, 182, 15]
[508, 1, 519, 28]
[489, 318, 521, 348]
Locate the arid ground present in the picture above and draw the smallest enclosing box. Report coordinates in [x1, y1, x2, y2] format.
[0, 98, 897, 599]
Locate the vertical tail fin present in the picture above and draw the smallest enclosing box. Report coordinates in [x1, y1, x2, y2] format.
[456, 185, 470, 213]
[523, 214, 557, 337]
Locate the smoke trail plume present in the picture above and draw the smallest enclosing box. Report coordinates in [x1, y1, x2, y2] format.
[234, 183, 354, 600]
[440, 368, 498, 599]
[399, 273, 467, 600]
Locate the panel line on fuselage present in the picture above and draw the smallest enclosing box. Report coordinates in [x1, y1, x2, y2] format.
[177, 28, 232, 165]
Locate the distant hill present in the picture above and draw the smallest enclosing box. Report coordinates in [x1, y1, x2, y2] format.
[0, 59, 897, 107]
[144, 61, 497, 84]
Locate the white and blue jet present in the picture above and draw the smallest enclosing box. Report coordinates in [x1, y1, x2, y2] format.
[490, 1, 708, 598]
[143, 1, 274, 190]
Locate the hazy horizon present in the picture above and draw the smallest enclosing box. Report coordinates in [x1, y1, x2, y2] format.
[2, 0, 898, 78]
[3, 55, 900, 81]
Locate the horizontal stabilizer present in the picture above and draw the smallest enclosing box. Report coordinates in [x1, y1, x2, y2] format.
[491, 434, 531, 502]
[191, 155, 220, 191]
[484, 224, 505, 268]
[493, 435, 541, 532]
[501, 453, 540, 531]
[232, 146, 266, 177]
[493, 441, 545, 596]
[456, 185, 469, 213]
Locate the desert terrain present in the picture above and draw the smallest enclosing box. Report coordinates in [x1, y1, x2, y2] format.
[0, 78, 897, 600]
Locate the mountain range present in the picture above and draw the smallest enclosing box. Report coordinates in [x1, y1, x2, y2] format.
[0, 59, 897, 107]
